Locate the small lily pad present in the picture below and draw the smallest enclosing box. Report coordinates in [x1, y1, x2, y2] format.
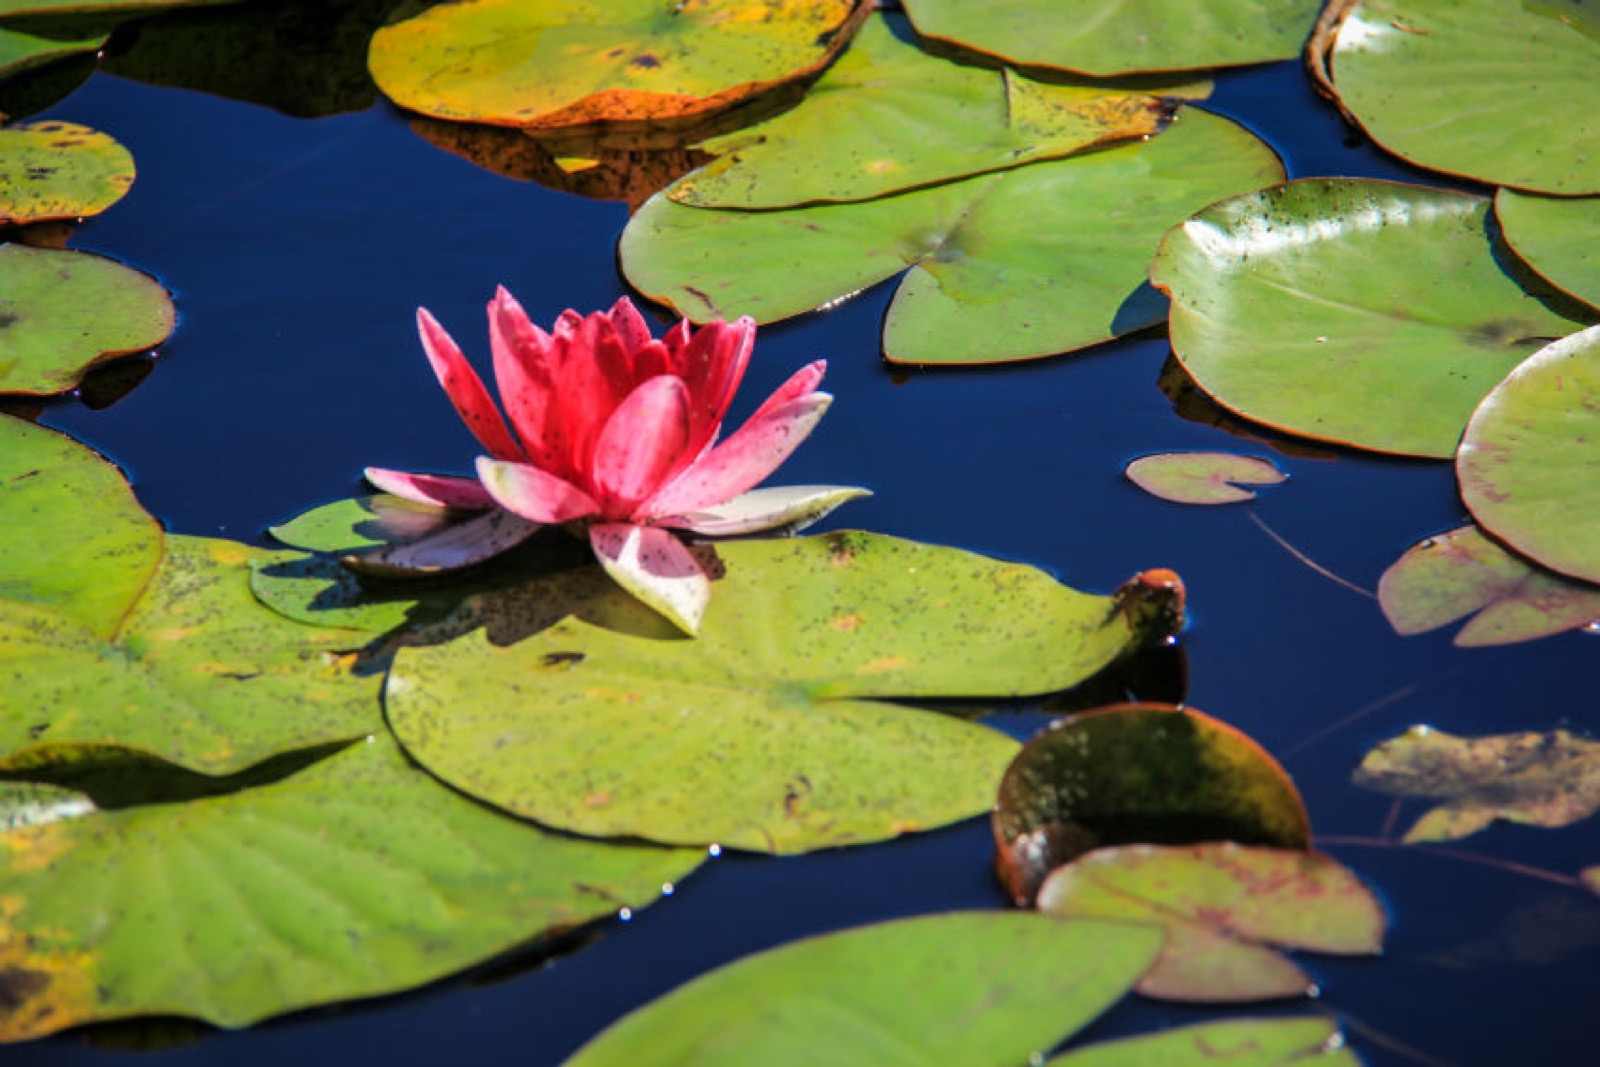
[0, 243, 175, 396]
[1125, 451, 1286, 505]
[1037, 843, 1385, 1003]
[0, 121, 133, 224]
[1496, 188, 1600, 313]
[1046, 1016, 1359, 1066]
[1377, 524, 1600, 647]
[1354, 725, 1600, 843]
[994, 703, 1311, 905]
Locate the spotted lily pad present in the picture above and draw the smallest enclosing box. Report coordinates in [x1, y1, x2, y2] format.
[1328, 0, 1600, 193]
[1125, 451, 1286, 505]
[1378, 524, 1600, 647]
[903, 0, 1323, 76]
[624, 109, 1282, 364]
[368, 0, 868, 129]
[1046, 1016, 1360, 1066]
[387, 532, 1184, 852]
[1153, 178, 1591, 458]
[1037, 843, 1385, 1002]
[1354, 725, 1600, 842]
[1459, 323, 1600, 585]
[1496, 189, 1600, 313]
[0, 25, 104, 81]
[562, 912, 1163, 1067]
[994, 703, 1311, 905]
[0, 243, 174, 396]
[0, 121, 133, 224]
[0, 735, 701, 1041]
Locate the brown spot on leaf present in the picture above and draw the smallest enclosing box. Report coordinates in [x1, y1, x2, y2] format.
[630, 53, 662, 69]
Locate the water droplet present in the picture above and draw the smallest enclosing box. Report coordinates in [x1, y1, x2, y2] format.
[617, 907, 633, 922]
[1326, 1032, 1347, 1051]
[660, 882, 675, 897]
[707, 843, 722, 858]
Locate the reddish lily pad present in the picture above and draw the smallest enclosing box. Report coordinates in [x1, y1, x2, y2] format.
[1125, 451, 1287, 505]
[1047, 1016, 1359, 1066]
[1377, 524, 1600, 647]
[993, 703, 1311, 905]
[0, 121, 133, 225]
[1458, 323, 1600, 585]
[368, 0, 869, 130]
[1037, 843, 1385, 1003]
[1495, 189, 1600, 313]
[1353, 725, 1600, 843]
[0, 244, 174, 396]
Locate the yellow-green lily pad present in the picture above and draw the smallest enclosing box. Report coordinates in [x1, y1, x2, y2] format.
[1046, 1016, 1361, 1066]
[1124, 451, 1286, 505]
[0, 25, 104, 81]
[0, 121, 133, 224]
[1496, 188, 1600, 313]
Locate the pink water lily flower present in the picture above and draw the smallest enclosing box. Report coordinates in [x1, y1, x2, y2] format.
[359, 288, 867, 634]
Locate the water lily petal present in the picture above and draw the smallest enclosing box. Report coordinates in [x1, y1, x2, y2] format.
[363, 467, 496, 510]
[678, 317, 757, 456]
[592, 375, 692, 516]
[342, 509, 542, 578]
[549, 309, 631, 478]
[589, 523, 709, 635]
[476, 457, 599, 524]
[417, 308, 524, 462]
[606, 295, 654, 357]
[670, 485, 872, 536]
[488, 286, 558, 465]
[750, 359, 827, 422]
[644, 393, 833, 518]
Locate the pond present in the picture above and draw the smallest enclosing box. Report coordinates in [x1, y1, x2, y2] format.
[4, 2, 1599, 1065]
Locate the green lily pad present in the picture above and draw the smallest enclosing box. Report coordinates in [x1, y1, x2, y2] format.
[1037, 843, 1385, 1003]
[267, 493, 462, 555]
[670, 13, 1203, 209]
[0, 25, 104, 81]
[1047, 1016, 1360, 1066]
[0, 535, 381, 774]
[1124, 451, 1286, 505]
[0, 735, 701, 1041]
[1378, 524, 1600, 647]
[1328, 0, 1600, 193]
[0, 243, 175, 396]
[903, 0, 1323, 77]
[1354, 724, 1600, 843]
[0, 121, 133, 224]
[368, 0, 868, 130]
[993, 703, 1311, 905]
[562, 912, 1163, 1067]
[0, 415, 162, 640]
[1153, 178, 1591, 458]
[388, 532, 1184, 852]
[624, 108, 1282, 364]
[1459, 322, 1600, 584]
[1496, 188, 1600, 312]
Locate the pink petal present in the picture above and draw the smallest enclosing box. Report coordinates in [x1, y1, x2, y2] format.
[661, 319, 692, 360]
[750, 359, 826, 422]
[342, 509, 542, 578]
[590, 376, 692, 517]
[363, 467, 496, 510]
[488, 287, 558, 465]
[643, 393, 833, 519]
[606, 296, 654, 357]
[549, 310, 630, 478]
[589, 523, 710, 635]
[476, 457, 599, 524]
[416, 308, 525, 462]
[677, 317, 756, 457]
[670, 485, 872, 537]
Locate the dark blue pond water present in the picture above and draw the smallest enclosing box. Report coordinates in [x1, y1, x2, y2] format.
[12, 32, 1600, 1067]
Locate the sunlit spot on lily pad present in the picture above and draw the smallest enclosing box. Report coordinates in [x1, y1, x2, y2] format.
[1377, 524, 1600, 647]
[1496, 188, 1600, 314]
[0, 120, 133, 224]
[1037, 842, 1385, 1003]
[1125, 451, 1286, 505]
[993, 703, 1310, 906]
[1353, 724, 1600, 843]
[1045, 1016, 1361, 1066]
[367, 0, 869, 130]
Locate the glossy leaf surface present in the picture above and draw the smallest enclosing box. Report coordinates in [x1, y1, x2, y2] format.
[1459, 322, 1600, 584]
[1125, 451, 1286, 505]
[1154, 178, 1589, 458]
[994, 703, 1310, 905]
[1496, 188, 1600, 312]
[0, 121, 133, 224]
[624, 109, 1282, 364]
[1354, 725, 1600, 842]
[1046, 1016, 1359, 1066]
[1037, 843, 1385, 1002]
[0, 736, 701, 1041]
[562, 912, 1163, 1067]
[1378, 524, 1600, 647]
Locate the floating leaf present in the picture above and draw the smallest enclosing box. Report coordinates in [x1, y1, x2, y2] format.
[903, 0, 1323, 77]
[1354, 725, 1600, 843]
[0, 25, 104, 82]
[1377, 524, 1600, 647]
[624, 109, 1282, 364]
[669, 13, 1200, 209]
[0, 121, 133, 224]
[1038, 843, 1384, 1002]
[0, 415, 162, 640]
[1153, 178, 1591, 458]
[0, 244, 174, 396]
[994, 703, 1310, 905]
[368, 0, 868, 130]
[1047, 1016, 1360, 1066]
[388, 532, 1183, 852]
[1327, 0, 1600, 193]
[1125, 451, 1286, 505]
[1495, 189, 1600, 313]
[562, 912, 1163, 1067]
[1459, 322, 1600, 584]
[0, 535, 380, 774]
[0, 735, 701, 1041]
[0, 0, 242, 13]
